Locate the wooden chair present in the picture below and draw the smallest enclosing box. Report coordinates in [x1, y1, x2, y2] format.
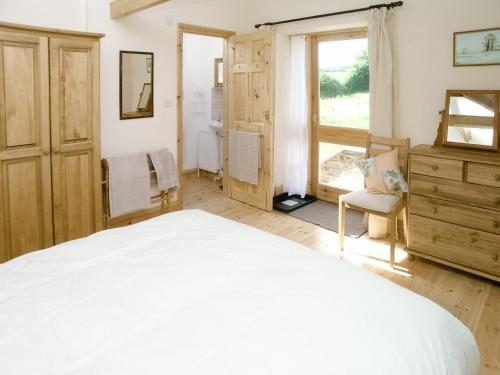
[338, 134, 411, 267]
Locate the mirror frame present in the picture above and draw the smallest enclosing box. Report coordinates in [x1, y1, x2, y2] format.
[119, 50, 154, 120]
[214, 58, 223, 88]
[440, 89, 500, 152]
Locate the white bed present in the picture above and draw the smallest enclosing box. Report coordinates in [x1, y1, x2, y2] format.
[0, 209, 479, 375]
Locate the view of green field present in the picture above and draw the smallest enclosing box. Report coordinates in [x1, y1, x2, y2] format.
[319, 45, 369, 129]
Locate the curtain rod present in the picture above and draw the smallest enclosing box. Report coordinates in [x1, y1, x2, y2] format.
[254, 1, 403, 29]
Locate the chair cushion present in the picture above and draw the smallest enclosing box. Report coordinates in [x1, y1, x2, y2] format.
[356, 148, 408, 194]
[341, 189, 402, 213]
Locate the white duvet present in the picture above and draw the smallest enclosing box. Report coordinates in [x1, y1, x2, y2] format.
[0, 209, 479, 375]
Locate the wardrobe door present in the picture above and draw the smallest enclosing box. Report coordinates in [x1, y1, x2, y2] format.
[0, 32, 53, 261]
[49, 37, 102, 244]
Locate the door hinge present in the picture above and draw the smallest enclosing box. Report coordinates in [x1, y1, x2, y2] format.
[312, 114, 318, 127]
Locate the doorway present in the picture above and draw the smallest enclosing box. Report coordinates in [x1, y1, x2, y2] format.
[310, 29, 370, 203]
[177, 24, 234, 205]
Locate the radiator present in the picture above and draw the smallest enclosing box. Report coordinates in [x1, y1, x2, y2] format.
[197, 130, 220, 173]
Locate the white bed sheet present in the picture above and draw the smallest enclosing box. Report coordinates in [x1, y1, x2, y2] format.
[0, 209, 479, 375]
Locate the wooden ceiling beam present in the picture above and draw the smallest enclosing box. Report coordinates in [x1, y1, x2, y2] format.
[110, 0, 170, 19]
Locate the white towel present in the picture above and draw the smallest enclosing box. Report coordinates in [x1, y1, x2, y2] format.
[228, 130, 261, 185]
[107, 153, 150, 218]
[148, 148, 179, 191]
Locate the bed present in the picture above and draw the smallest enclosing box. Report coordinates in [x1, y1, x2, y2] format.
[0, 209, 479, 375]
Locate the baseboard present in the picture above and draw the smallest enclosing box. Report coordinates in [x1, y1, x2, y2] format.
[182, 168, 198, 177]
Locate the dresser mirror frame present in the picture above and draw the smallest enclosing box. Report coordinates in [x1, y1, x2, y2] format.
[439, 89, 500, 152]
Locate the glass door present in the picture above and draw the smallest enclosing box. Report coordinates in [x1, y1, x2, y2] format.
[311, 29, 369, 203]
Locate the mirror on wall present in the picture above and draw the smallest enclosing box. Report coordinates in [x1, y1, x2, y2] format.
[441, 90, 499, 151]
[214, 58, 223, 88]
[120, 51, 154, 120]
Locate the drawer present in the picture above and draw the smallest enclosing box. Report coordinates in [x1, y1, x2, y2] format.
[467, 162, 500, 188]
[410, 174, 500, 211]
[409, 194, 500, 236]
[411, 154, 463, 181]
[409, 214, 500, 277]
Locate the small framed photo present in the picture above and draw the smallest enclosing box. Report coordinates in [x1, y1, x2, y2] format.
[454, 27, 500, 67]
[146, 57, 152, 73]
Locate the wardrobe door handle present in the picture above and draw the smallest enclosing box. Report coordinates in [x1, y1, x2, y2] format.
[42, 147, 50, 156]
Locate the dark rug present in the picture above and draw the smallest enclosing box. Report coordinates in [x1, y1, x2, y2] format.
[273, 193, 317, 213]
[289, 200, 366, 238]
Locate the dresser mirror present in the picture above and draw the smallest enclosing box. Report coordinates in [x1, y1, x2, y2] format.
[440, 90, 499, 151]
[120, 51, 154, 120]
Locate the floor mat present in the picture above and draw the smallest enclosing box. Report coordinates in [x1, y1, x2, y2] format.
[289, 200, 366, 238]
[273, 193, 317, 213]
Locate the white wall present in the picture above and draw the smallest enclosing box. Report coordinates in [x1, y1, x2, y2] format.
[0, 0, 85, 30]
[2, 0, 500, 184]
[182, 33, 223, 171]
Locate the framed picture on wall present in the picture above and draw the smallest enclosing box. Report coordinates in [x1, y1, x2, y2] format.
[454, 27, 500, 66]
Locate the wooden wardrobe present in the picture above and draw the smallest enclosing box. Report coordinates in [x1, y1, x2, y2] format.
[0, 22, 104, 262]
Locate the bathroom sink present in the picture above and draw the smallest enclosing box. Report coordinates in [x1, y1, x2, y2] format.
[210, 122, 223, 133]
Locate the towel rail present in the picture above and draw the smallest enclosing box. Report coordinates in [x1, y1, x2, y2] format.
[101, 158, 177, 228]
[230, 128, 264, 138]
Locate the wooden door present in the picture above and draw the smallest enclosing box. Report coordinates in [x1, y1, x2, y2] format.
[50, 37, 102, 244]
[0, 32, 53, 261]
[310, 30, 369, 203]
[226, 31, 274, 211]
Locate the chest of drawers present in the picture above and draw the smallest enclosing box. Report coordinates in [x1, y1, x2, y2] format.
[408, 145, 500, 282]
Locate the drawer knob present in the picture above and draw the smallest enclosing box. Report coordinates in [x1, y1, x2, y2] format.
[495, 174, 500, 182]
[495, 198, 500, 205]
[432, 186, 438, 193]
[493, 254, 499, 261]
[433, 207, 438, 214]
[431, 165, 439, 171]
[494, 221, 500, 229]
[432, 235, 439, 243]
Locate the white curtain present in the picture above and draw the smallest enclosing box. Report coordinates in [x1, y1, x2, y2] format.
[284, 35, 309, 198]
[368, 8, 397, 137]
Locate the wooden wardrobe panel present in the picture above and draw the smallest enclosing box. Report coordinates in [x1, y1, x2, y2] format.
[3, 159, 44, 258]
[52, 151, 94, 241]
[3, 44, 36, 147]
[50, 37, 102, 244]
[0, 32, 53, 261]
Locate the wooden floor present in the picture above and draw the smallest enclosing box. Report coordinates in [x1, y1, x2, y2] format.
[183, 175, 500, 375]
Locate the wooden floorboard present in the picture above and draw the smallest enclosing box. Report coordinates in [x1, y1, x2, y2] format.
[183, 175, 500, 375]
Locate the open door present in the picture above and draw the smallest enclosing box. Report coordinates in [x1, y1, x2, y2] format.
[226, 30, 275, 211]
